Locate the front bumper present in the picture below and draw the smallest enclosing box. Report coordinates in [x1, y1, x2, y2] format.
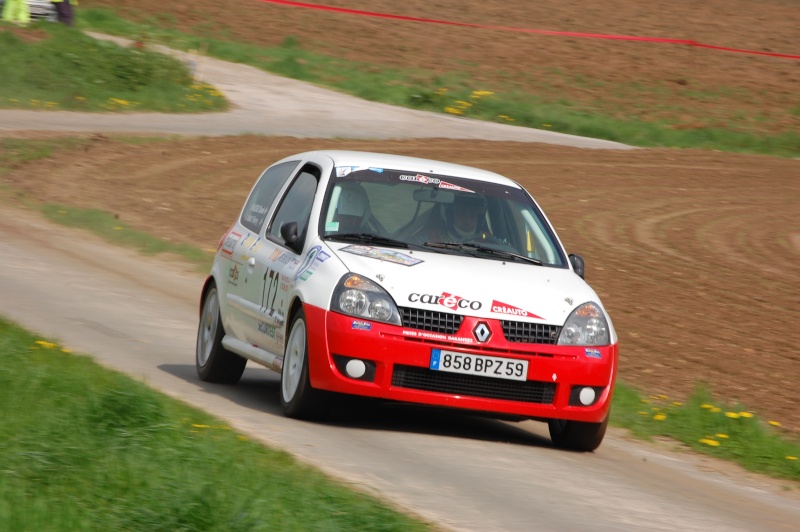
[305, 304, 617, 423]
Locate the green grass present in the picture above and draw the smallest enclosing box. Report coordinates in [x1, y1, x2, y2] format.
[0, 318, 432, 531]
[0, 21, 226, 112]
[611, 383, 800, 482]
[40, 204, 214, 272]
[68, 8, 800, 157]
[0, 137, 93, 174]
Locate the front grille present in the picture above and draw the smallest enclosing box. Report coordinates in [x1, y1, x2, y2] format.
[400, 307, 463, 334]
[502, 320, 561, 344]
[392, 365, 556, 404]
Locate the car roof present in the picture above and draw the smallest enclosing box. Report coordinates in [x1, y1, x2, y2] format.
[298, 150, 522, 188]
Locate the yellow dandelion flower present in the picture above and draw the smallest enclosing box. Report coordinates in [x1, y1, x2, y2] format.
[35, 340, 57, 349]
[739, 412, 753, 418]
[638, 411, 649, 416]
[716, 434, 729, 439]
[61, 348, 72, 354]
[787, 456, 798, 461]
[671, 401, 683, 406]
[191, 424, 211, 429]
[444, 107, 464, 115]
[653, 414, 667, 421]
[641, 398, 651, 404]
[700, 403, 714, 409]
[238, 435, 248, 441]
[436, 88, 448, 95]
[699, 438, 720, 447]
[658, 394, 669, 400]
[725, 412, 740, 419]
[543, 124, 552, 127]
[710, 407, 722, 413]
[454, 100, 473, 107]
[768, 421, 781, 427]
[649, 395, 660, 400]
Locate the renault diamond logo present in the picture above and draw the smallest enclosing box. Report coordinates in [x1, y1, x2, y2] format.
[473, 322, 491, 343]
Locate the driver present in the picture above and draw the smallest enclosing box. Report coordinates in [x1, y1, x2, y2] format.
[414, 193, 492, 243]
[443, 193, 491, 242]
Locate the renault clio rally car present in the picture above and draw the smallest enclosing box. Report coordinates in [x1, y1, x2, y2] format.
[196, 151, 618, 451]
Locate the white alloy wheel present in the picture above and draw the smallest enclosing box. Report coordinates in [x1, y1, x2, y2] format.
[282, 317, 307, 403]
[197, 288, 220, 368]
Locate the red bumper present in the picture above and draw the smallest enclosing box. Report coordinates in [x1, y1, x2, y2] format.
[305, 304, 617, 423]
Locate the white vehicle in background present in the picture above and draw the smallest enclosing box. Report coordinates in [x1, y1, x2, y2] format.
[196, 150, 618, 451]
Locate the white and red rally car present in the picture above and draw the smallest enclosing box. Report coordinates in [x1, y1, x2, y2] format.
[197, 151, 618, 451]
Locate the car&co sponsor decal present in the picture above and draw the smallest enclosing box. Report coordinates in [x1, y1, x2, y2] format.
[398, 174, 473, 193]
[408, 292, 482, 311]
[490, 300, 543, 319]
[340, 245, 423, 266]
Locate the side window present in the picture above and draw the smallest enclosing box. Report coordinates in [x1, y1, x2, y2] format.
[268, 167, 320, 245]
[240, 160, 300, 233]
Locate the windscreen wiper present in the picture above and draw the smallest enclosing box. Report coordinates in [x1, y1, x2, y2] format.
[423, 241, 542, 265]
[326, 233, 411, 249]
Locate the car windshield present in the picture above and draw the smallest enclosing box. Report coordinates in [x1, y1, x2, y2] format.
[320, 167, 567, 267]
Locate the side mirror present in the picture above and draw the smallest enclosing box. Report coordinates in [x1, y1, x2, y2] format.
[568, 254, 585, 279]
[280, 222, 301, 252]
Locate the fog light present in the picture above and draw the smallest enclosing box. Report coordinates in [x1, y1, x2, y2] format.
[345, 359, 367, 379]
[579, 387, 596, 406]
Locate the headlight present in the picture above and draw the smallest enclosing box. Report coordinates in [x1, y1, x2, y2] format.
[331, 274, 401, 326]
[557, 302, 610, 346]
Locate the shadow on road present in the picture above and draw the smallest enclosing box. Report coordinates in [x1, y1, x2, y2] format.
[160, 363, 553, 448]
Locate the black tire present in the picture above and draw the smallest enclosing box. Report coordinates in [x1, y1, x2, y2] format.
[196, 285, 246, 384]
[548, 415, 609, 452]
[280, 308, 329, 419]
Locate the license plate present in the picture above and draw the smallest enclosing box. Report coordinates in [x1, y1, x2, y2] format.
[429, 349, 528, 381]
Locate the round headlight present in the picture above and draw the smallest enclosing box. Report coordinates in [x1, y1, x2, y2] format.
[339, 289, 368, 314]
[369, 298, 393, 322]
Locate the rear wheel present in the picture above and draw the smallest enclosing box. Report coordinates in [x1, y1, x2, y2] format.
[548, 415, 609, 452]
[196, 285, 246, 384]
[280, 308, 329, 419]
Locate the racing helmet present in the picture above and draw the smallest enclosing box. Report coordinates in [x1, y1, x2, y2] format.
[445, 193, 487, 238]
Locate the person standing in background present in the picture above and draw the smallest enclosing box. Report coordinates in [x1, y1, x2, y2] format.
[51, 0, 77, 26]
[2, 0, 31, 25]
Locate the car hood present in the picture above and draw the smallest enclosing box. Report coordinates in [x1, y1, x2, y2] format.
[324, 242, 605, 326]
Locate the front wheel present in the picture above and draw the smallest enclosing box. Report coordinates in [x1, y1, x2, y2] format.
[196, 285, 246, 384]
[280, 308, 329, 419]
[548, 415, 609, 452]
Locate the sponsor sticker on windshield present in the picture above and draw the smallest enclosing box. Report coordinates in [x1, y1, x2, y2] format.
[340, 245, 423, 266]
[398, 174, 474, 193]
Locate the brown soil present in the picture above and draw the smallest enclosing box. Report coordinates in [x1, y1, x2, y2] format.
[3, 133, 799, 434]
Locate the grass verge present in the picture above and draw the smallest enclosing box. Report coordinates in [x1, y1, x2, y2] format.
[72, 8, 800, 157]
[0, 21, 226, 112]
[40, 204, 214, 272]
[0, 317, 432, 531]
[612, 383, 799, 483]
